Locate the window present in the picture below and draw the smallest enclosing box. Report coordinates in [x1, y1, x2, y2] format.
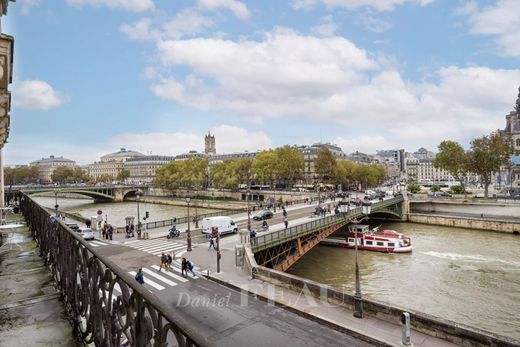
[516, 138, 520, 147]
[377, 242, 384, 246]
[365, 240, 373, 245]
[348, 238, 355, 243]
[388, 242, 395, 247]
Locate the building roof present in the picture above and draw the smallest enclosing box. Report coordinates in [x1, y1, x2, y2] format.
[30, 155, 75, 165]
[100, 148, 144, 161]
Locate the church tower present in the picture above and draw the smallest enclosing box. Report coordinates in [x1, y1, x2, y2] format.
[205, 132, 216, 155]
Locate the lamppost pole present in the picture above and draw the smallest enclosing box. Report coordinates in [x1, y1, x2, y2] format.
[54, 190, 58, 216]
[353, 205, 370, 319]
[247, 189, 251, 232]
[186, 197, 192, 251]
[136, 193, 141, 239]
[194, 189, 199, 228]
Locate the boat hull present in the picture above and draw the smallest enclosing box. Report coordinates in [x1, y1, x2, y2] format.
[320, 238, 413, 253]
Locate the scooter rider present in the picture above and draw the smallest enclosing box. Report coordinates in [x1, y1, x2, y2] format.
[261, 220, 269, 231]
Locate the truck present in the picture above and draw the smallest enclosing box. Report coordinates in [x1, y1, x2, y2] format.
[201, 216, 238, 236]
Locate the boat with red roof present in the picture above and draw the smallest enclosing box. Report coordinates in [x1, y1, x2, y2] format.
[321, 224, 412, 253]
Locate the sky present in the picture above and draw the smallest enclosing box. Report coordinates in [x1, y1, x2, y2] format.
[3, 0, 520, 165]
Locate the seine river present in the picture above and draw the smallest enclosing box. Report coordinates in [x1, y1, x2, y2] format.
[288, 221, 520, 340]
[32, 197, 219, 226]
[31, 197, 520, 339]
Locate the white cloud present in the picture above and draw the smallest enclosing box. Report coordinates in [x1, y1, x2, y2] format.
[107, 126, 271, 156]
[356, 10, 392, 32]
[119, 18, 160, 41]
[20, 0, 40, 16]
[197, 0, 251, 20]
[311, 15, 338, 37]
[334, 135, 395, 154]
[66, 0, 154, 12]
[12, 80, 65, 110]
[459, 0, 520, 57]
[146, 27, 520, 148]
[292, 0, 433, 12]
[163, 9, 214, 39]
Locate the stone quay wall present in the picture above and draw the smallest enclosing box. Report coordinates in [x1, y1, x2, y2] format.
[407, 213, 520, 234]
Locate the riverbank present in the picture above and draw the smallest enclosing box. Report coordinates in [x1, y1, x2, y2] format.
[408, 212, 520, 234]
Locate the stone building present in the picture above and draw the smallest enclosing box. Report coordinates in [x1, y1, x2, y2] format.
[125, 155, 175, 184]
[88, 148, 144, 180]
[30, 155, 76, 183]
[299, 143, 347, 185]
[205, 132, 216, 155]
[501, 87, 520, 194]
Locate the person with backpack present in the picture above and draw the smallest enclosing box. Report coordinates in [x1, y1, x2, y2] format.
[135, 268, 144, 285]
[159, 253, 168, 272]
[166, 253, 173, 272]
[181, 257, 188, 277]
[186, 259, 196, 277]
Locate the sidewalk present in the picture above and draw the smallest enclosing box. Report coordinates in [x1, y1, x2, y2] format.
[185, 239, 458, 347]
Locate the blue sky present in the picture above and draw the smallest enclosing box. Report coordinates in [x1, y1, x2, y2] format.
[4, 0, 520, 165]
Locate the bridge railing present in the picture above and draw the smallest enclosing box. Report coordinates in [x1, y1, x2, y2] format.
[20, 193, 216, 347]
[251, 196, 404, 252]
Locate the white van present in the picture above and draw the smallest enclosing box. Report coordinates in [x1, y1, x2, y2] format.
[202, 216, 238, 235]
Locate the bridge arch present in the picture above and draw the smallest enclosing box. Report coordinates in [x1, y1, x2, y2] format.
[121, 189, 145, 201]
[27, 189, 114, 201]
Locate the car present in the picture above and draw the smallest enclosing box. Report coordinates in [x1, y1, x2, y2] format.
[253, 209, 273, 220]
[65, 222, 80, 232]
[78, 227, 95, 240]
[428, 191, 452, 197]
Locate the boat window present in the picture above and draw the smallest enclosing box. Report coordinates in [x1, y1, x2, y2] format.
[388, 242, 395, 247]
[365, 241, 373, 245]
[348, 238, 355, 243]
[377, 242, 384, 246]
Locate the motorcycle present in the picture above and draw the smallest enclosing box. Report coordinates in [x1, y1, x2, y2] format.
[166, 227, 180, 239]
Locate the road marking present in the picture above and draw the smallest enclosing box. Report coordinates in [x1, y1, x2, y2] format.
[139, 243, 185, 252]
[142, 268, 178, 287]
[150, 265, 189, 282]
[128, 271, 165, 290]
[90, 241, 109, 247]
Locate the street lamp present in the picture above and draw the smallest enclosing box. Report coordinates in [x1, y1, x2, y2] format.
[353, 204, 371, 319]
[186, 197, 192, 251]
[247, 189, 251, 232]
[194, 189, 199, 228]
[54, 190, 59, 217]
[136, 192, 141, 239]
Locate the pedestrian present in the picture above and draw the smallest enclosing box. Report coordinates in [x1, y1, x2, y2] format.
[85, 219, 91, 228]
[249, 229, 256, 239]
[284, 216, 288, 229]
[102, 225, 107, 239]
[159, 252, 168, 272]
[135, 268, 144, 285]
[125, 224, 129, 235]
[208, 236, 216, 250]
[108, 225, 113, 240]
[166, 253, 173, 272]
[130, 224, 135, 237]
[187, 260, 196, 277]
[181, 257, 188, 277]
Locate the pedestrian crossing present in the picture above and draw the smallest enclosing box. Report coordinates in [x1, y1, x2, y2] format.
[123, 238, 188, 257]
[127, 263, 199, 292]
[88, 240, 110, 247]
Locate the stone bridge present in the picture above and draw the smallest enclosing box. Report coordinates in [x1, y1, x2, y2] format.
[8, 185, 148, 202]
[251, 196, 405, 271]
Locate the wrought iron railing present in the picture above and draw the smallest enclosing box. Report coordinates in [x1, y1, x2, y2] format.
[19, 193, 216, 347]
[250, 196, 404, 252]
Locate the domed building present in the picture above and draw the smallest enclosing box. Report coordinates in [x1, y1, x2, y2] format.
[88, 148, 144, 181]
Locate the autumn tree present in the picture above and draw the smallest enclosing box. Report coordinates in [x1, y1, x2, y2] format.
[116, 169, 130, 182]
[211, 161, 239, 190]
[274, 145, 304, 188]
[4, 166, 39, 187]
[252, 150, 277, 188]
[467, 132, 514, 197]
[433, 140, 468, 192]
[315, 147, 337, 183]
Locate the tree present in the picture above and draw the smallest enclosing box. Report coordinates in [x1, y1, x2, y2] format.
[97, 173, 115, 183]
[467, 132, 514, 198]
[315, 147, 337, 183]
[116, 169, 130, 182]
[430, 184, 441, 192]
[235, 158, 253, 186]
[4, 166, 39, 187]
[433, 141, 468, 192]
[51, 166, 76, 183]
[407, 184, 421, 193]
[332, 160, 355, 187]
[274, 145, 304, 188]
[211, 161, 239, 190]
[155, 161, 183, 194]
[154, 158, 208, 193]
[252, 150, 277, 187]
[449, 185, 464, 194]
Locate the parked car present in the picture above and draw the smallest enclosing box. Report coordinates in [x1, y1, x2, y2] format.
[65, 222, 80, 232]
[253, 209, 274, 220]
[78, 228, 95, 240]
[428, 191, 452, 197]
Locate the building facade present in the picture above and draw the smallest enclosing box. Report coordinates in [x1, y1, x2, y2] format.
[405, 155, 454, 184]
[501, 87, 520, 193]
[125, 155, 175, 184]
[299, 143, 347, 185]
[30, 155, 76, 183]
[88, 148, 144, 179]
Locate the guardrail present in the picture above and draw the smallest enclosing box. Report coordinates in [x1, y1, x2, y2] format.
[20, 193, 215, 347]
[250, 196, 404, 252]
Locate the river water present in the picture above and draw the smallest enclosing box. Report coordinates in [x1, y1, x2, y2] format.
[32, 197, 219, 226]
[288, 221, 520, 340]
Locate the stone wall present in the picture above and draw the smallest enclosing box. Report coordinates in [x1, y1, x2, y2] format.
[410, 201, 520, 218]
[408, 213, 520, 234]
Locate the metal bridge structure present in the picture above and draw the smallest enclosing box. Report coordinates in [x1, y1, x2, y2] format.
[6, 185, 146, 202]
[250, 196, 405, 271]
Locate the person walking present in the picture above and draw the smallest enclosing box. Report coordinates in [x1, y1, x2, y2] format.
[186, 260, 196, 277]
[208, 236, 216, 250]
[166, 253, 173, 272]
[181, 257, 188, 277]
[135, 268, 144, 285]
[108, 225, 113, 240]
[284, 216, 288, 229]
[159, 253, 168, 272]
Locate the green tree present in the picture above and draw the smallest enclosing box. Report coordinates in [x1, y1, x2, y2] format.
[433, 140, 468, 192]
[315, 147, 337, 183]
[467, 132, 514, 198]
[4, 166, 39, 187]
[252, 150, 277, 187]
[332, 160, 355, 187]
[430, 184, 441, 192]
[449, 185, 464, 194]
[116, 169, 130, 182]
[51, 166, 76, 183]
[97, 173, 115, 183]
[155, 161, 183, 194]
[235, 158, 253, 186]
[154, 157, 208, 192]
[211, 161, 239, 190]
[407, 184, 421, 193]
[274, 145, 304, 188]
